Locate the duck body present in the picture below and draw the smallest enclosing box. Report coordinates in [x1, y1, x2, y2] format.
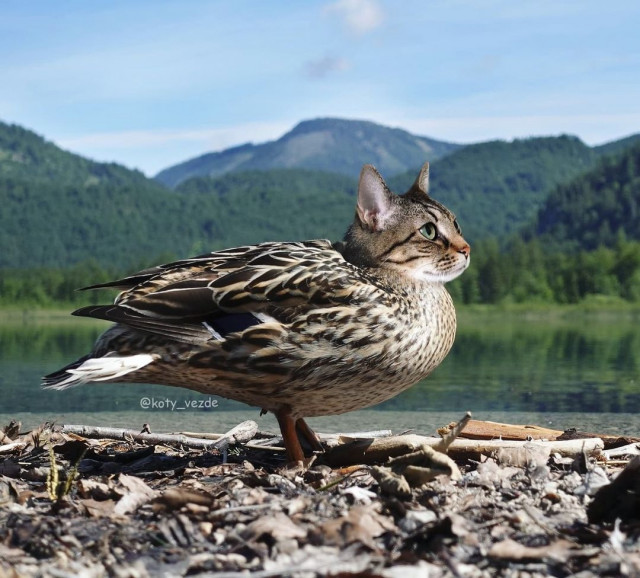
[44, 163, 469, 461]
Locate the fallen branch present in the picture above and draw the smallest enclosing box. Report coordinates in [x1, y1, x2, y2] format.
[448, 437, 604, 459]
[60, 420, 258, 450]
[324, 413, 471, 468]
[324, 434, 604, 467]
[602, 443, 640, 460]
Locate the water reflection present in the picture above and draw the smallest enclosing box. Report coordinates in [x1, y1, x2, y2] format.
[1, 313, 639, 415]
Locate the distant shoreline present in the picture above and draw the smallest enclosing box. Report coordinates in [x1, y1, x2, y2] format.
[3, 302, 640, 323]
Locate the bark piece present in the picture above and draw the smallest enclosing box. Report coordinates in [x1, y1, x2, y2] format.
[449, 419, 640, 450]
[489, 538, 575, 562]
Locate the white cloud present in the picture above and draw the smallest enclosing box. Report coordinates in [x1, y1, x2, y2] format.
[303, 56, 351, 79]
[324, 0, 384, 35]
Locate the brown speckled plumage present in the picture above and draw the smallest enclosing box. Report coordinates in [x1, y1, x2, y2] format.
[44, 162, 470, 461]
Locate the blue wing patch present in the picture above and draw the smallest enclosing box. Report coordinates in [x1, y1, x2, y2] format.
[203, 313, 264, 339]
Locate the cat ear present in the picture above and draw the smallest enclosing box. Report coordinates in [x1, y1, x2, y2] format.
[357, 165, 395, 231]
[412, 161, 430, 196]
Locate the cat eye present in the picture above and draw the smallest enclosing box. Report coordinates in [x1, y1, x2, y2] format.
[453, 220, 461, 234]
[419, 223, 437, 240]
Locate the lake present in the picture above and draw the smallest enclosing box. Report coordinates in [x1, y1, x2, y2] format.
[2, 309, 640, 437]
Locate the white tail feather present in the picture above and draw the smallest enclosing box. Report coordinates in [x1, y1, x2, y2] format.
[48, 354, 156, 390]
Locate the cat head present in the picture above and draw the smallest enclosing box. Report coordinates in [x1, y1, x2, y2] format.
[342, 162, 470, 283]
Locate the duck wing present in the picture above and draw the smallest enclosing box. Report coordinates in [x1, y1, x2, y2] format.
[73, 240, 371, 345]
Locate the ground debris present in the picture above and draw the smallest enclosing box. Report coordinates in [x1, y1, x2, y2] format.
[1, 417, 639, 577]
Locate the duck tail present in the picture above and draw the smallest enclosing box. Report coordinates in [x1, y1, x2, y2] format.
[42, 353, 155, 390]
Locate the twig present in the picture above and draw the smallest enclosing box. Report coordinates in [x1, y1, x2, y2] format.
[436, 412, 471, 452]
[60, 420, 258, 450]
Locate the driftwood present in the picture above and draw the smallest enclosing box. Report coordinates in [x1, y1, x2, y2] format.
[60, 420, 259, 450]
[602, 442, 640, 460]
[324, 434, 604, 467]
[448, 418, 640, 449]
[0, 441, 26, 454]
[60, 419, 605, 468]
[447, 437, 604, 459]
[443, 418, 564, 441]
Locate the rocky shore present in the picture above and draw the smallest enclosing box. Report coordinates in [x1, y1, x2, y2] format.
[1, 418, 639, 577]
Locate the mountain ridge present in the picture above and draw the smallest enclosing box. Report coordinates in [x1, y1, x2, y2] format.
[155, 117, 461, 188]
[2, 118, 640, 272]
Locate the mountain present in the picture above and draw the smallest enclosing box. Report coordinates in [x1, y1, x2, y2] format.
[0, 119, 359, 269]
[3, 118, 640, 275]
[155, 118, 461, 188]
[593, 133, 640, 158]
[524, 142, 640, 251]
[0, 121, 162, 191]
[388, 135, 597, 242]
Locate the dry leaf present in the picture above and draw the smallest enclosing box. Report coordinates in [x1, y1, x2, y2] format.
[341, 486, 377, 505]
[82, 497, 116, 517]
[321, 505, 395, 549]
[113, 474, 156, 515]
[114, 473, 155, 496]
[370, 466, 412, 499]
[489, 538, 574, 562]
[286, 495, 310, 516]
[77, 478, 112, 500]
[244, 511, 307, 542]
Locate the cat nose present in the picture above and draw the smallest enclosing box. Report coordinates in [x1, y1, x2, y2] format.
[457, 243, 470, 258]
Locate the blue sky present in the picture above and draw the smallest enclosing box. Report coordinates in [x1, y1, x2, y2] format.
[2, 0, 639, 175]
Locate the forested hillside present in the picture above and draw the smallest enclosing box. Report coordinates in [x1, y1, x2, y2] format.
[524, 143, 640, 251]
[175, 169, 356, 250]
[0, 121, 362, 269]
[3, 118, 640, 308]
[451, 144, 640, 305]
[1, 176, 187, 269]
[155, 118, 460, 188]
[592, 133, 640, 158]
[389, 136, 597, 242]
[0, 167, 356, 270]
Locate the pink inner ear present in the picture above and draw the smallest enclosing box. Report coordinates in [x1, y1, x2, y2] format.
[357, 166, 394, 231]
[357, 205, 383, 231]
[358, 197, 392, 232]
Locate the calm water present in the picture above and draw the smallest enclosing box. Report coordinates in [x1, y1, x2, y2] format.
[1, 311, 640, 436]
